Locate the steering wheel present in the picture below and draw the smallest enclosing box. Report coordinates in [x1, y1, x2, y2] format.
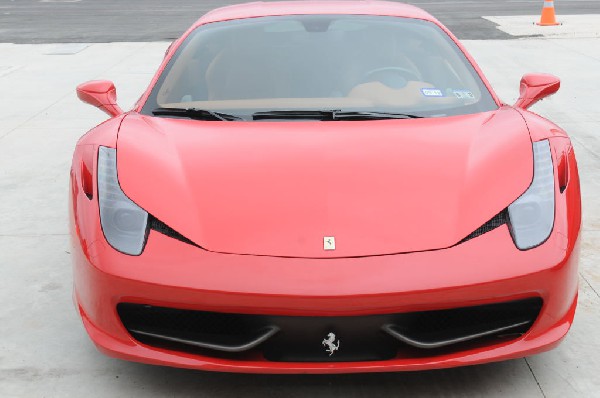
[362, 66, 422, 84]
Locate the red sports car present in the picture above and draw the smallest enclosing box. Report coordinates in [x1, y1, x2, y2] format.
[70, 1, 581, 373]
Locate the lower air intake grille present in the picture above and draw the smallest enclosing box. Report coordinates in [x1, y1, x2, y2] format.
[118, 298, 542, 362]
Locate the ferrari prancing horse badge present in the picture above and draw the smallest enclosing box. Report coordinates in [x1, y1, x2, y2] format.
[322, 332, 340, 356]
[324, 236, 336, 251]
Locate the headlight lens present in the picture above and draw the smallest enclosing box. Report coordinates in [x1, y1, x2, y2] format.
[98, 146, 148, 255]
[508, 140, 555, 250]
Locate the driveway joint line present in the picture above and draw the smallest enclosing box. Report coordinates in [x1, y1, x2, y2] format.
[571, 136, 600, 161]
[0, 42, 151, 142]
[0, 90, 76, 141]
[545, 37, 600, 63]
[581, 272, 600, 299]
[525, 357, 547, 398]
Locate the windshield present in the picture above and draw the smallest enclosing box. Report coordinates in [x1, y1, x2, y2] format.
[142, 15, 497, 119]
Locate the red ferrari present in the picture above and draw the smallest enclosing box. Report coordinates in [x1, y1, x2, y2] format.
[70, 1, 581, 373]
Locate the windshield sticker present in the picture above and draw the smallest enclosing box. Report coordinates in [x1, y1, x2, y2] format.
[453, 90, 475, 99]
[421, 88, 444, 97]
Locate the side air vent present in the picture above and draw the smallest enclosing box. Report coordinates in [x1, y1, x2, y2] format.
[148, 216, 198, 247]
[459, 209, 509, 244]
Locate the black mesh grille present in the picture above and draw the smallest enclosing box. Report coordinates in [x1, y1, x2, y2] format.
[118, 304, 263, 336]
[118, 298, 542, 362]
[148, 216, 197, 246]
[394, 298, 540, 337]
[459, 209, 509, 244]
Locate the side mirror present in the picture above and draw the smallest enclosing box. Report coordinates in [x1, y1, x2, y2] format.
[514, 73, 560, 110]
[76, 80, 123, 117]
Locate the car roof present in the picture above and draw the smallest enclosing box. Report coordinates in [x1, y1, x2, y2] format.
[195, 1, 438, 26]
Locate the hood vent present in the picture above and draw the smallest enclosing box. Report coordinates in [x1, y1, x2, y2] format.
[459, 209, 509, 245]
[149, 216, 198, 247]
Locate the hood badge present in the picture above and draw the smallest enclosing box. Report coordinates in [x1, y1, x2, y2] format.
[323, 236, 336, 251]
[322, 332, 340, 356]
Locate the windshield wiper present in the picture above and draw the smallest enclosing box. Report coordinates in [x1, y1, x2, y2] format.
[252, 110, 424, 121]
[253, 110, 338, 121]
[152, 107, 243, 121]
[332, 111, 424, 120]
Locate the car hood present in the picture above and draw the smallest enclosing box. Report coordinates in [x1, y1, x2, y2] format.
[117, 107, 532, 258]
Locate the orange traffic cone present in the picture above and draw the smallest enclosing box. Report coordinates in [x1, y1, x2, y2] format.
[537, 0, 560, 26]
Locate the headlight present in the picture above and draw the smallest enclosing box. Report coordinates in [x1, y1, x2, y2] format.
[98, 146, 148, 255]
[508, 140, 555, 250]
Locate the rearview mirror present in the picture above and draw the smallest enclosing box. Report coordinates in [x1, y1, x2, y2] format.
[514, 73, 560, 110]
[76, 80, 123, 117]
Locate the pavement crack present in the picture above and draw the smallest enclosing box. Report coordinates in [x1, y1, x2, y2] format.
[525, 358, 547, 398]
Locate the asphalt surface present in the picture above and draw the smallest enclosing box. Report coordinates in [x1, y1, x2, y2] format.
[1, 0, 600, 43]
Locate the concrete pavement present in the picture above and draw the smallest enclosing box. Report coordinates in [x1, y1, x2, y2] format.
[1, 24, 600, 398]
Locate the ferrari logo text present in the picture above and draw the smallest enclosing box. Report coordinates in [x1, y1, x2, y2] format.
[322, 332, 340, 356]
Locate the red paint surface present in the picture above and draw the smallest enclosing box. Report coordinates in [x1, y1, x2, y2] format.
[515, 73, 560, 110]
[77, 80, 123, 117]
[117, 107, 532, 257]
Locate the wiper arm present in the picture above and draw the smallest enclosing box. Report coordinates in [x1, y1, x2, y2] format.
[253, 110, 337, 121]
[152, 107, 243, 121]
[332, 111, 424, 120]
[252, 110, 424, 121]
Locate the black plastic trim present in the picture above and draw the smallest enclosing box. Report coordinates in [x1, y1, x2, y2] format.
[459, 209, 509, 245]
[129, 325, 279, 353]
[148, 215, 199, 247]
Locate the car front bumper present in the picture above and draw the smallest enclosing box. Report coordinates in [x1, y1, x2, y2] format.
[71, 214, 580, 373]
